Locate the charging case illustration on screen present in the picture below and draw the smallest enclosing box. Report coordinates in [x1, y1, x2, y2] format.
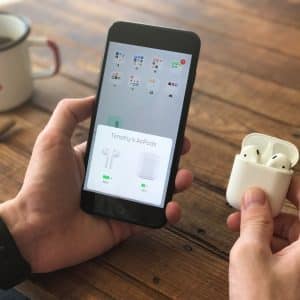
[226, 133, 299, 217]
[138, 152, 160, 181]
[102, 148, 120, 169]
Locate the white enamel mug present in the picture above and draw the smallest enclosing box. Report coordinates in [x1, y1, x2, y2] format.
[0, 12, 60, 111]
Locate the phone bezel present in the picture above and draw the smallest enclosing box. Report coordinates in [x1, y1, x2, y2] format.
[81, 21, 201, 228]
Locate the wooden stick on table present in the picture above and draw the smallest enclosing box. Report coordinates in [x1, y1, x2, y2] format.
[0, 119, 16, 141]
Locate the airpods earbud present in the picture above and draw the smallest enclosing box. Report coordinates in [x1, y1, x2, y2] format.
[240, 146, 292, 171]
[266, 153, 291, 171]
[240, 145, 260, 163]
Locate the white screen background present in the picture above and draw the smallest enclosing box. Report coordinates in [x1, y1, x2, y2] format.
[84, 42, 192, 207]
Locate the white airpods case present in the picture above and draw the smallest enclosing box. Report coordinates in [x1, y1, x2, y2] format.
[226, 133, 299, 217]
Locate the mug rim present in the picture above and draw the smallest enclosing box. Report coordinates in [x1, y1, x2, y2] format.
[0, 11, 31, 52]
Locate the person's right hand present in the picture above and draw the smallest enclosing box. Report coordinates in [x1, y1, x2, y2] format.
[227, 176, 300, 300]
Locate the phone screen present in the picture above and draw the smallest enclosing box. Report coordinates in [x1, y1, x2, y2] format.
[83, 41, 192, 208]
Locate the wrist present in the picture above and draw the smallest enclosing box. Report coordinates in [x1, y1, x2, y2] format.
[0, 196, 35, 268]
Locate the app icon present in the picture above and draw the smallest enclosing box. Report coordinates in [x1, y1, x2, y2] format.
[170, 58, 186, 72]
[128, 75, 141, 91]
[147, 78, 160, 95]
[166, 81, 179, 99]
[106, 116, 122, 128]
[133, 55, 144, 70]
[114, 51, 125, 67]
[110, 71, 122, 87]
[151, 56, 163, 73]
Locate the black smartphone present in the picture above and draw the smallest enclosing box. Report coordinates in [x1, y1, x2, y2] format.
[81, 21, 200, 228]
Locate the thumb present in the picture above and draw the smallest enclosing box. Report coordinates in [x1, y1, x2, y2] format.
[46, 96, 95, 138]
[240, 188, 273, 248]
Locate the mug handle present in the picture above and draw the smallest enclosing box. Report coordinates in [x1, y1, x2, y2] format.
[28, 37, 61, 79]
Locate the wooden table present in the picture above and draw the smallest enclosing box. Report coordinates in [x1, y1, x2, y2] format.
[0, 0, 299, 299]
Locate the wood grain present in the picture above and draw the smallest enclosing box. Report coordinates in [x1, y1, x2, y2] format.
[1, 0, 299, 298]
[7, 0, 299, 129]
[8, 0, 300, 91]
[98, 229, 228, 299]
[113, 0, 300, 58]
[200, 0, 300, 28]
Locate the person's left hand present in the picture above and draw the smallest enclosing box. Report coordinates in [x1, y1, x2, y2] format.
[0, 96, 193, 273]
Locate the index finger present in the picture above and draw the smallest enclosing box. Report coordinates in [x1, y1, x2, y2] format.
[287, 176, 300, 208]
[45, 96, 95, 138]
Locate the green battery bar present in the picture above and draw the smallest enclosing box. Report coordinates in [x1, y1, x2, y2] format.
[103, 175, 111, 180]
[141, 183, 146, 188]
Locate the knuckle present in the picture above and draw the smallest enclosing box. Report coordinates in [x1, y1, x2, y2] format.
[36, 128, 66, 149]
[57, 98, 71, 111]
[248, 241, 266, 256]
[230, 239, 266, 261]
[230, 240, 245, 261]
[56, 98, 78, 123]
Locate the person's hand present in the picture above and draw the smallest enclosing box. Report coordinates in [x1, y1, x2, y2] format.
[227, 177, 300, 300]
[0, 97, 193, 273]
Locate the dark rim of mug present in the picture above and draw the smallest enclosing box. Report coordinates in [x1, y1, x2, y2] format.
[0, 11, 31, 52]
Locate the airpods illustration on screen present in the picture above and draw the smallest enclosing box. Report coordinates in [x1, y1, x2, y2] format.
[102, 147, 110, 168]
[102, 148, 120, 169]
[109, 149, 120, 169]
[227, 133, 299, 217]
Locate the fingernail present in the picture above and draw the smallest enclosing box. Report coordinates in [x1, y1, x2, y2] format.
[243, 188, 265, 209]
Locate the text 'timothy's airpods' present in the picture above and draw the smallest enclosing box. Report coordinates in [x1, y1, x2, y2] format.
[226, 133, 299, 217]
